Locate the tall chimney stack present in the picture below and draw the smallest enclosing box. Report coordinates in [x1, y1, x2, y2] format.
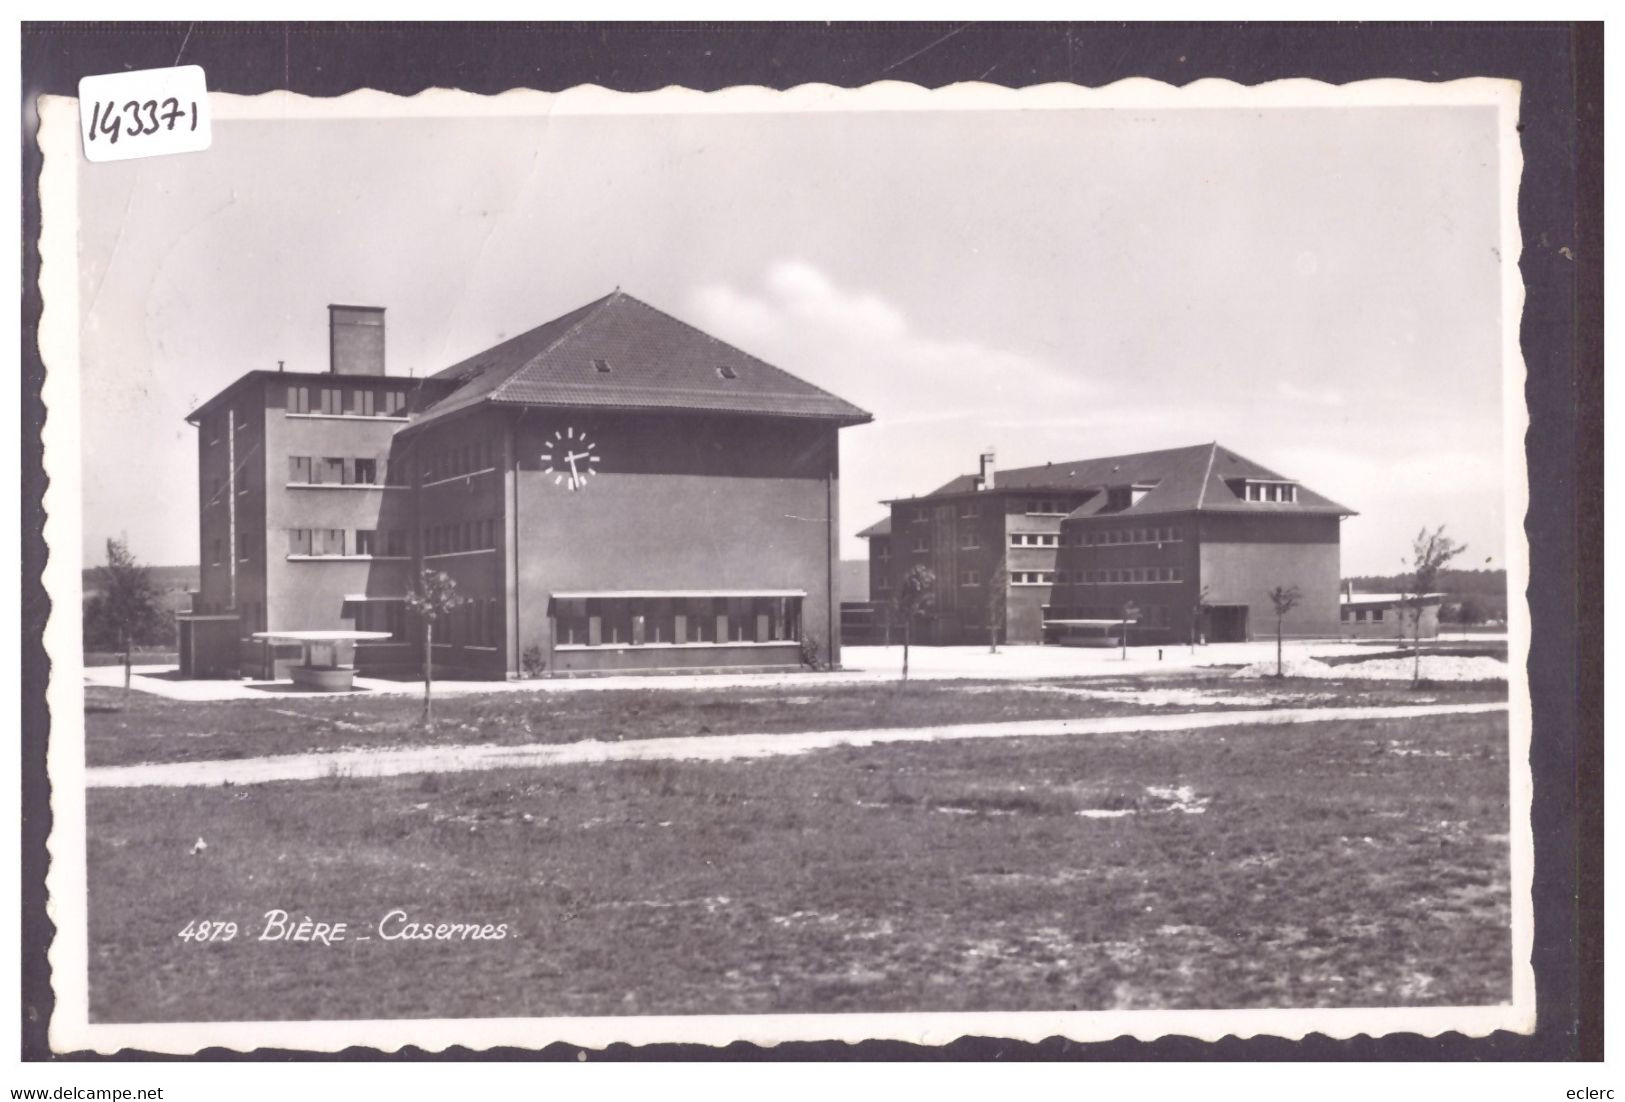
[979, 447, 997, 491]
[328, 304, 386, 376]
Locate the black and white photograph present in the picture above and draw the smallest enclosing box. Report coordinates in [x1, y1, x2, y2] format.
[34, 62, 1546, 1057]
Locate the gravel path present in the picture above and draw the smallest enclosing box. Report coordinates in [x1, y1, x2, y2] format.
[85, 701, 1509, 790]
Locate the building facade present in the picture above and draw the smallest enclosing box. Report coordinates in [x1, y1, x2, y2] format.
[864, 444, 1354, 646]
[184, 293, 870, 678]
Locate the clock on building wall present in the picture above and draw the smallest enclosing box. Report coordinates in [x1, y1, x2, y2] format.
[540, 427, 601, 491]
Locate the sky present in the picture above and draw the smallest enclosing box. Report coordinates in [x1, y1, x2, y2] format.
[74, 103, 1510, 576]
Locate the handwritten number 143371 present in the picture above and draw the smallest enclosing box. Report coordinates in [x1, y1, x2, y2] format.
[86, 98, 198, 145]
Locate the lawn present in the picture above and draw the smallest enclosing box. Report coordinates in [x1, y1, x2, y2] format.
[82, 674, 1507, 768]
[85, 710, 1512, 1022]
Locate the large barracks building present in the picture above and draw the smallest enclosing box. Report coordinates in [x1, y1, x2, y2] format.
[861, 443, 1354, 646]
[184, 292, 870, 677]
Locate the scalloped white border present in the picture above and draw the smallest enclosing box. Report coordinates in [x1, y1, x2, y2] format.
[38, 76, 1533, 1055]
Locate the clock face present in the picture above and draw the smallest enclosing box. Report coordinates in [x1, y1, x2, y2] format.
[540, 426, 601, 491]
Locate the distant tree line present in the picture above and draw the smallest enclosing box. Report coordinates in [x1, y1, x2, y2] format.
[1345, 567, 1506, 625]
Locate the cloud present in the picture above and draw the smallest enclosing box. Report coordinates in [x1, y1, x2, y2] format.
[688, 259, 1093, 424]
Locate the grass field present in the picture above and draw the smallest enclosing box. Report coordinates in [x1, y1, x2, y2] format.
[86, 709, 1512, 1022]
[82, 675, 1506, 769]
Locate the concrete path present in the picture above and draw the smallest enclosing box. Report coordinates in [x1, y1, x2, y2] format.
[86, 700, 1509, 790]
[83, 636, 1505, 703]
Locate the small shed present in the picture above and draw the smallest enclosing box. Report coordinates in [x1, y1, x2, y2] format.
[1339, 591, 1443, 640]
[177, 613, 242, 679]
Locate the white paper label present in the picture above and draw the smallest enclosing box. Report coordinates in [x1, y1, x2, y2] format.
[78, 65, 211, 163]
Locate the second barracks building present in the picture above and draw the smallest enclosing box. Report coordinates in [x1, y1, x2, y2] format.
[861, 443, 1355, 646]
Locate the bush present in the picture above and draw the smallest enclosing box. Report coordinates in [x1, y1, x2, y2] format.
[521, 644, 547, 679]
[798, 633, 824, 670]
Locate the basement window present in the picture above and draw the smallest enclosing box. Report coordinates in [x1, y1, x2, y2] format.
[717, 364, 739, 380]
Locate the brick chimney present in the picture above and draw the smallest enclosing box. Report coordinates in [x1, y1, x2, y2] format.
[978, 447, 997, 491]
[328, 304, 386, 375]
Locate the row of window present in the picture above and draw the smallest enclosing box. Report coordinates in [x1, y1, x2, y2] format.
[349, 597, 503, 646]
[423, 518, 499, 557]
[903, 525, 1186, 556]
[1240, 481, 1299, 503]
[287, 385, 408, 418]
[424, 440, 499, 484]
[1065, 567, 1186, 585]
[210, 533, 260, 566]
[904, 499, 1074, 523]
[287, 528, 409, 557]
[288, 455, 398, 486]
[1075, 525, 1183, 546]
[204, 409, 253, 445]
[442, 598, 502, 648]
[353, 601, 408, 641]
[1342, 608, 1387, 623]
[552, 596, 802, 648]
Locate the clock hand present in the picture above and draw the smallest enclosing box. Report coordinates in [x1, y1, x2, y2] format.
[566, 453, 581, 489]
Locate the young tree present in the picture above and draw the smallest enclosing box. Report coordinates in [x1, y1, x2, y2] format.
[1266, 585, 1303, 677]
[88, 538, 165, 701]
[894, 564, 936, 681]
[403, 568, 467, 725]
[1399, 525, 1467, 686]
[985, 560, 1009, 653]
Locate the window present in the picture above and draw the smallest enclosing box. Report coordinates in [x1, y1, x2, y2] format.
[384, 390, 407, 415]
[1371, 608, 1384, 623]
[961, 570, 980, 587]
[385, 529, 408, 557]
[354, 458, 377, 484]
[350, 389, 376, 417]
[212, 538, 224, 566]
[913, 538, 928, 553]
[319, 388, 344, 415]
[321, 457, 345, 485]
[287, 529, 313, 556]
[356, 530, 377, 556]
[287, 386, 310, 414]
[716, 364, 739, 380]
[877, 575, 892, 591]
[593, 358, 612, 374]
[959, 530, 979, 550]
[289, 456, 312, 483]
[875, 541, 890, 562]
[321, 529, 345, 556]
[356, 600, 405, 641]
[237, 529, 253, 562]
[960, 503, 979, 518]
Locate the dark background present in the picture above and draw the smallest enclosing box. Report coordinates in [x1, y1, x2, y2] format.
[21, 21, 1603, 1062]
